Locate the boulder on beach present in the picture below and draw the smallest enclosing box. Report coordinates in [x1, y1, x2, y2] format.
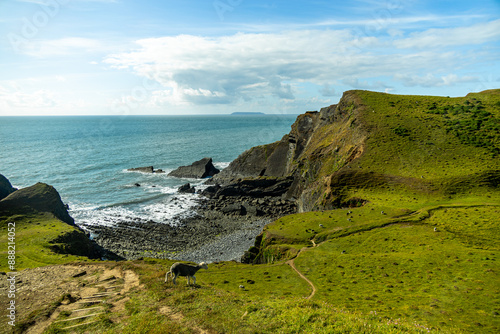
[0, 182, 75, 226]
[0, 174, 17, 200]
[168, 157, 220, 179]
[178, 183, 196, 193]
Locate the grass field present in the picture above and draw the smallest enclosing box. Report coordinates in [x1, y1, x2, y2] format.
[0, 212, 92, 272]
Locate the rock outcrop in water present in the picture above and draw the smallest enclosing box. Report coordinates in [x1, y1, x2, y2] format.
[0, 174, 17, 200]
[168, 157, 220, 179]
[128, 166, 165, 173]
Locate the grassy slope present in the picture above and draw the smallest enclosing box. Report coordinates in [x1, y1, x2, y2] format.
[5, 90, 499, 333]
[352, 90, 499, 179]
[45, 259, 440, 334]
[255, 90, 500, 333]
[0, 211, 92, 272]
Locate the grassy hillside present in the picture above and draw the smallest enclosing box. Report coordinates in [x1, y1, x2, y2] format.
[0, 211, 93, 272]
[251, 89, 500, 333]
[353, 89, 499, 179]
[259, 203, 499, 333]
[290, 89, 500, 210]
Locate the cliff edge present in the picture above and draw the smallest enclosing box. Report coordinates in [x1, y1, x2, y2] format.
[210, 89, 500, 212]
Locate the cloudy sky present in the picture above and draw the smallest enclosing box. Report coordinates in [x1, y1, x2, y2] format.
[0, 0, 499, 115]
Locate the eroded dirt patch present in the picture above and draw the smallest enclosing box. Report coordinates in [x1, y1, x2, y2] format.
[0, 263, 141, 334]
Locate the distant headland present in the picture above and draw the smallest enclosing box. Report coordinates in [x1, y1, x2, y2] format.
[231, 112, 265, 115]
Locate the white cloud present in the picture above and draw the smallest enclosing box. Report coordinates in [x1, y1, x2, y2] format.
[239, 14, 487, 33]
[320, 84, 336, 97]
[103, 20, 499, 106]
[21, 37, 104, 58]
[395, 19, 500, 49]
[343, 78, 392, 90]
[0, 84, 58, 109]
[394, 74, 479, 87]
[104, 30, 376, 105]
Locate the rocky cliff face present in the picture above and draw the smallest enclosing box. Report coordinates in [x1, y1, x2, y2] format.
[0, 182, 75, 225]
[211, 90, 368, 212]
[0, 174, 17, 200]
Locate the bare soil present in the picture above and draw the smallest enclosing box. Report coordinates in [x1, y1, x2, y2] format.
[0, 263, 140, 334]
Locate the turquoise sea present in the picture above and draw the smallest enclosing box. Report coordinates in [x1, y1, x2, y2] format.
[0, 114, 297, 230]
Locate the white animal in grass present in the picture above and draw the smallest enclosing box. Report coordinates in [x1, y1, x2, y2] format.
[165, 262, 208, 285]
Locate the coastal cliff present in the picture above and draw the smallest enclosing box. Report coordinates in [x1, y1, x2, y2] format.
[210, 89, 500, 213]
[210, 90, 368, 211]
[0, 175, 118, 263]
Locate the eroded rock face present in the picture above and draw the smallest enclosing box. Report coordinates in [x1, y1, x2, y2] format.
[0, 174, 16, 200]
[168, 157, 220, 179]
[207, 91, 369, 211]
[0, 182, 75, 226]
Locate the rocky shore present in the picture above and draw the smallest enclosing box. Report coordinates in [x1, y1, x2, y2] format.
[86, 192, 296, 262]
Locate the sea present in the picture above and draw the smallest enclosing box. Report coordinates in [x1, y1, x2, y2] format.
[0, 114, 297, 231]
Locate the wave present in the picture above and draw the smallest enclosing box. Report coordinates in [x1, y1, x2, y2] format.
[122, 168, 174, 175]
[214, 161, 231, 170]
[70, 192, 201, 229]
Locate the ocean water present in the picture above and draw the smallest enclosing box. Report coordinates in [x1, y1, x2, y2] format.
[0, 114, 297, 230]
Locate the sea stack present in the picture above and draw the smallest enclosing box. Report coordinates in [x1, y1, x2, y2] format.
[168, 157, 220, 179]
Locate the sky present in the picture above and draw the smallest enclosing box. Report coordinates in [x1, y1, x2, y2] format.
[0, 0, 499, 116]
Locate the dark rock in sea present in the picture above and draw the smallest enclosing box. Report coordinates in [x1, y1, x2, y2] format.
[0, 174, 17, 200]
[0, 182, 75, 226]
[128, 166, 154, 173]
[178, 183, 196, 193]
[168, 157, 220, 179]
[128, 166, 166, 174]
[134, 183, 141, 187]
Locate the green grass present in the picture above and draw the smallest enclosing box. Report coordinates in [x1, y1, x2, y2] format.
[254, 186, 499, 333]
[80, 260, 442, 334]
[296, 218, 499, 333]
[0, 212, 92, 272]
[353, 90, 500, 179]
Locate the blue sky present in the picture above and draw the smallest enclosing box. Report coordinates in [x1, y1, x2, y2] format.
[0, 0, 499, 115]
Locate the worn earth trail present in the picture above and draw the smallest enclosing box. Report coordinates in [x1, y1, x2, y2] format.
[286, 239, 318, 300]
[0, 263, 207, 334]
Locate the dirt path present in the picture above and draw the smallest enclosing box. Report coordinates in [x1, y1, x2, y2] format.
[283, 203, 500, 301]
[0, 263, 213, 334]
[19, 264, 141, 334]
[286, 258, 316, 300]
[286, 240, 318, 300]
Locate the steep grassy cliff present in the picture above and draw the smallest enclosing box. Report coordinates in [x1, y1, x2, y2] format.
[0, 179, 107, 272]
[215, 89, 500, 212]
[238, 90, 500, 333]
